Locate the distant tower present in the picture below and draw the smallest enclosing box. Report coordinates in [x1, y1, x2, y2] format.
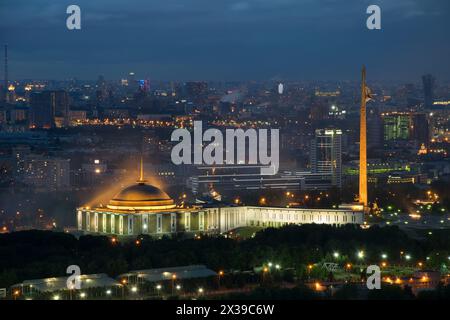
[278, 83, 284, 95]
[359, 66, 368, 209]
[422, 74, 435, 108]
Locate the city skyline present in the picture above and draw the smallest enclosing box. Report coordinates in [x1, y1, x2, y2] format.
[1, 0, 449, 304]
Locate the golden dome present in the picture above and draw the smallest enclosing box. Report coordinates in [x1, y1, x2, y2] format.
[107, 182, 175, 211]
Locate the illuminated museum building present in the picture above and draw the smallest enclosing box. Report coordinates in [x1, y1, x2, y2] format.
[77, 171, 364, 237]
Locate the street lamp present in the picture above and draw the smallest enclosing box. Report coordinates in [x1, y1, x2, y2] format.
[262, 267, 269, 283]
[121, 279, 127, 298]
[333, 252, 339, 259]
[381, 253, 388, 260]
[156, 284, 162, 297]
[357, 251, 365, 259]
[171, 274, 177, 295]
[218, 270, 224, 288]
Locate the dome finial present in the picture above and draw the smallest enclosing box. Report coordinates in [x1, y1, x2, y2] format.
[138, 156, 145, 182]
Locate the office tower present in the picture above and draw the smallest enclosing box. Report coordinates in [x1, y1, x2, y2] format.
[422, 74, 435, 108]
[127, 72, 137, 91]
[53, 90, 69, 127]
[30, 92, 55, 129]
[278, 83, 284, 95]
[410, 113, 429, 146]
[30, 90, 69, 129]
[359, 66, 368, 209]
[382, 112, 410, 141]
[310, 128, 342, 188]
[367, 107, 383, 148]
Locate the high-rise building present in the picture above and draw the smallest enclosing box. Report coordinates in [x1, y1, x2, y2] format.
[278, 83, 284, 95]
[30, 92, 54, 129]
[410, 113, 429, 146]
[127, 72, 137, 91]
[21, 157, 71, 191]
[30, 90, 69, 128]
[422, 74, 435, 108]
[367, 107, 383, 148]
[382, 112, 410, 141]
[53, 90, 69, 127]
[382, 112, 429, 145]
[310, 128, 342, 188]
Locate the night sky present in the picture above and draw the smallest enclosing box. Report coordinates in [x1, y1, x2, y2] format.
[1, 0, 449, 81]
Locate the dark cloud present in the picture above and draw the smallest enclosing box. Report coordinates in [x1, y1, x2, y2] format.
[0, 0, 449, 80]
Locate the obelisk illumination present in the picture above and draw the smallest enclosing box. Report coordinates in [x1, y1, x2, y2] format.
[359, 66, 368, 209]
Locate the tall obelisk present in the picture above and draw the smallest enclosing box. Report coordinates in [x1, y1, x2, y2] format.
[359, 66, 368, 209]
